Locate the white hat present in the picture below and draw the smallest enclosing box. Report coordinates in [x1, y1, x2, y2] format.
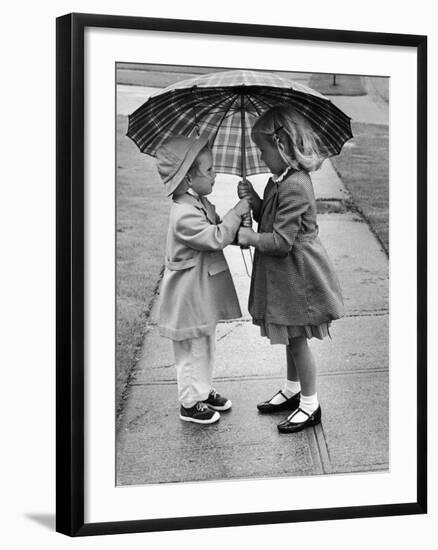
[155, 133, 210, 196]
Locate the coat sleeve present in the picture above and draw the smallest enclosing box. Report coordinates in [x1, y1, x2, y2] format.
[257, 176, 310, 257]
[201, 197, 222, 224]
[175, 205, 241, 251]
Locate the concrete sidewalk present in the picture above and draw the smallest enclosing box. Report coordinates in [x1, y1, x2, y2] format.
[116, 86, 389, 485]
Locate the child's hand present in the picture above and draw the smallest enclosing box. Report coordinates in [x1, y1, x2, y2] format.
[233, 198, 250, 217]
[238, 227, 258, 247]
[238, 179, 254, 199]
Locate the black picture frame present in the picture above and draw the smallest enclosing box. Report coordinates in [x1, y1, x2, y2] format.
[56, 12, 427, 537]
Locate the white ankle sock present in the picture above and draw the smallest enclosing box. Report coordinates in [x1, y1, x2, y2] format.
[288, 393, 319, 423]
[300, 393, 319, 414]
[284, 380, 301, 396]
[269, 380, 300, 405]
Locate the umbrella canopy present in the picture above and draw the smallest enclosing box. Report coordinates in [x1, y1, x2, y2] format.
[127, 69, 353, 177]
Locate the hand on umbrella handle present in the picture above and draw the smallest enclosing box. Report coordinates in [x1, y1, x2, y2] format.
[241, 211, 252, 228]
[237, 179, 254, 200]
[237, 179, 253, 246]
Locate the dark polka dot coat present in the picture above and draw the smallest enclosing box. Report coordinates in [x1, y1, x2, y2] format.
[249, 169, 344, 327]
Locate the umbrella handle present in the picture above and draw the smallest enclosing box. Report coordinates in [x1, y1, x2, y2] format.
[241, 211, 252, 228]
[237, 178, 253, 228]
[237, 179, 253, 249]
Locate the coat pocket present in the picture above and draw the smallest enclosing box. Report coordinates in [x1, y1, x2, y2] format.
[166, 257, 197, 271]
[208, 260, 228, 276]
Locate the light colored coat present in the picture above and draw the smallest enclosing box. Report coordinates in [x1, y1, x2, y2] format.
[249, 170, 344, 326]
[159, 193, 242, 341]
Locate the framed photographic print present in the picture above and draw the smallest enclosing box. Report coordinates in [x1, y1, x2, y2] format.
[56, 13, 427, 536]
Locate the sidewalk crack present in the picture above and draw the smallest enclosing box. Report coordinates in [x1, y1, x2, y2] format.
[313, 424, 333, 474]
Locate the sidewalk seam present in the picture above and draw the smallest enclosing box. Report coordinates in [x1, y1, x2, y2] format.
[313, 424, 333, 475]
[145, 310, 389, 329]
[130, 368, 389, 386]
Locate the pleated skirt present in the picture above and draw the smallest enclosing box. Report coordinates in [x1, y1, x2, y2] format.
[254, 319, 331, 345]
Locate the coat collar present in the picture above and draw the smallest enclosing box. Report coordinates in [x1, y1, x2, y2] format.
[260, 169, 296, 216]
[173, 192, 200, 207]
[265, 167, 297, 199]
[173, 192, 216, 224]
[272, 166, 296, 184]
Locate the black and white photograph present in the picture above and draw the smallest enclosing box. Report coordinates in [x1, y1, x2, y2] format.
[53, 12, 426, 537]
[115, 63, 390, 485]
[2, 0, 435, 547]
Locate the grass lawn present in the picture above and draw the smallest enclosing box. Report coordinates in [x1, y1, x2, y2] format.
[331, 122, 389, 253]
[116, 115, 169, 412]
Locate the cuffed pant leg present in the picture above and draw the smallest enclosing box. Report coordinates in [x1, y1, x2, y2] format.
[173, 332, 215, 408]
[204, 330, 215, 391]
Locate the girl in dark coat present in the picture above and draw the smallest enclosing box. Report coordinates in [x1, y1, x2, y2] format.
[237, 104, 344, 434]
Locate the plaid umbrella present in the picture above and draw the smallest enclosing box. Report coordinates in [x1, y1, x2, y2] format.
[127, 69, 353, 178]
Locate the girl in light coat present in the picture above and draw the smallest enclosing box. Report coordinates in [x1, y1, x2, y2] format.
[156, 133, 249, 424]
[238, 105, 344, 434]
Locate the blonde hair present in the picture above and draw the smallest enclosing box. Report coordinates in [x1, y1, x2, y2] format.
[252, 104, 325, 172]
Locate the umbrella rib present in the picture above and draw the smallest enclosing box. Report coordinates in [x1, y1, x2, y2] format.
[206, 92, 242, 119]
[148, 90, 234, 141]
[192, 89, 234, 113]
[245, 93, 263, 117]
[210, 93, 241, 144]
[251, 93, 273, 112]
